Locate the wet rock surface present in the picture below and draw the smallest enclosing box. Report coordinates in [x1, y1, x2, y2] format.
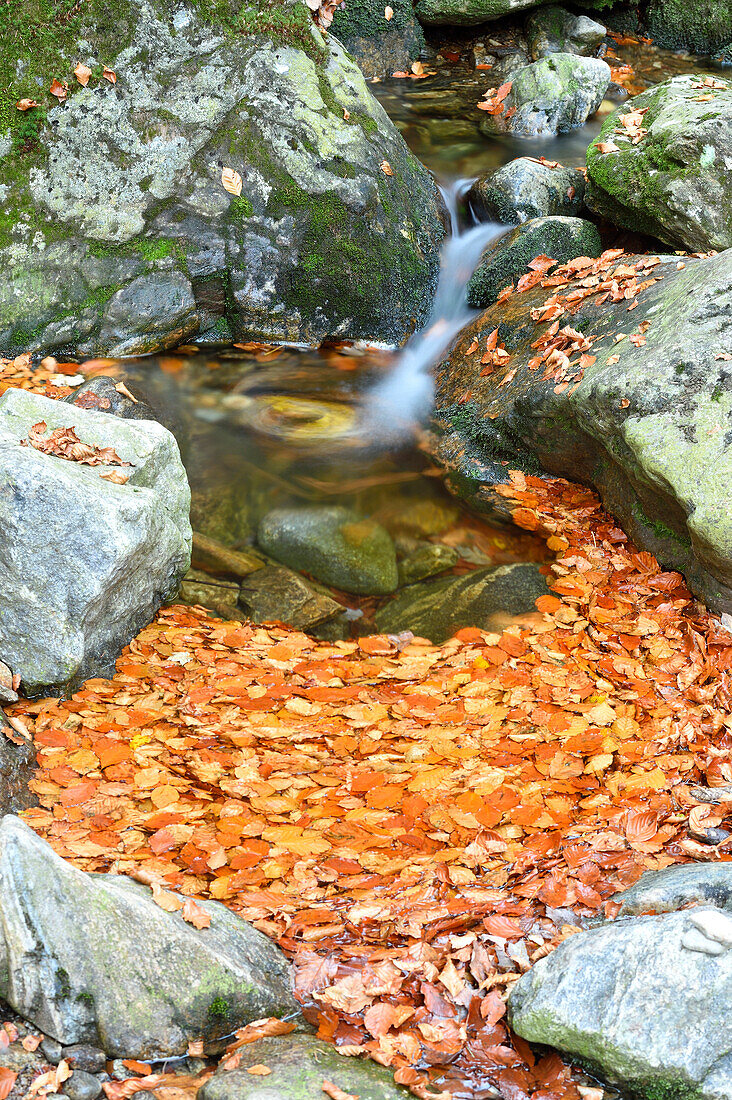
[0, 389, 191, 695]
[586, 73, 732, 252]
[0, 0, 446, 356]
[467, 216, 602, 308]
[0, 727, 36, 818]
[509, 905, 732, 1099]
[238, 564, 344, 629]
[431, 248, 732, 615]
[467, 158, 587, 225]
[0, 816, 298, 1058]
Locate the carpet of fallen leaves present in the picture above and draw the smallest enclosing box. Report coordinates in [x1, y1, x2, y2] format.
[6, 462, 732, 1100]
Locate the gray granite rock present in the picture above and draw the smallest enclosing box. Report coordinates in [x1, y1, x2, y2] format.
[0, 0, 445, 355]
[0, 388, 191, 695]
[586, 74, 732, 252]
[509, 906, 732, 1099]
[617, 865, 732, 916]
[467, 216, 602, 309]
[0, 816, 298, 1059]
[526, 5, 606, 60]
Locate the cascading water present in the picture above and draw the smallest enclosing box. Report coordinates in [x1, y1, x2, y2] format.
[362, 179, 506, 440]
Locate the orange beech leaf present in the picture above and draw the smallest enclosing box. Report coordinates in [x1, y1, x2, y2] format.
[181, 898, 212, 929]
[0, 1069, 17, 1100]
[625, 809, 658, 843]
[322, 1081, 358, 1100]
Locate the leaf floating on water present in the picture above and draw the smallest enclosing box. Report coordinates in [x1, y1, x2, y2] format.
[221, 167, 243, 196]
[74, 63, 92, 86]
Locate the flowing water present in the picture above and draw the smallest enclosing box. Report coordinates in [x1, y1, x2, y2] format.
[109, 31, 725, 636]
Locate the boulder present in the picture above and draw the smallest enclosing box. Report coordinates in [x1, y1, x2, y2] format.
[466, 217, 602, 309]
[180, 570, 248, 622]
[375, 563, 549, 642]
[0, 0, 446, 355]
[639, 0, 731, 54]
[526, 5, 606, 60]
[198, 1032, 410, 1100]
[467, 158, 587, 225]
[397, 543, 459, 584]
[0, 388, 191, 695]
[331, 0, 426, 77]
[258, 506, 398, 595]
[479, 54, 611, 137]
[509, 906, 732, 1099]
[616, 864, 732, 916]
[586, 74, 732, 252]
[429, 249, 732, 614]
[414, 0, 542, 24]
[238, 564, 345, 629]
[0, 816, 298, 1058]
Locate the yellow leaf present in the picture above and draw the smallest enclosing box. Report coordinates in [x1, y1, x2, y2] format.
[222, 167, 243, 196]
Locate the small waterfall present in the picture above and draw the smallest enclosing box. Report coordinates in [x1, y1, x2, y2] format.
[362, 179, 506, 441]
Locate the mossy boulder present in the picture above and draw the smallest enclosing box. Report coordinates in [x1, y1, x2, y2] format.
[467, 216, 602, 308]
[429, 249, 732, 614]
[0, 816, 298, 1058]
[0, 0, 446, 356]
[258, 505, 398, 594]
[199, 1032, 411, 1100]
[586, 74, 732, 252]
[509, 907, 732, 1099]
[414, 0, 544, 26]
[633, 0, 731, 55]
[331, 0, 425, 77]
[526, 5, 606, 59]
[467, 157, 587, 225]
[479, 53, 611, 137]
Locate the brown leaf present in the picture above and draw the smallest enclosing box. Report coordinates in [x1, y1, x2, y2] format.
[181, 898, 212, 929]
[16, 99, 40, 111]
[222, 167, 243, 196]
[74, 63, 92, 86]
[322, 1082, 358, 1100]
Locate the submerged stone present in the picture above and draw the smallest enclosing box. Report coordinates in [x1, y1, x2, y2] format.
[238, 564, 344, 629]
[586, 74, 732, 252]
[0, 816, 298, 1058]
[0, 0, 446, 355]
[375, 563, 549, 642]
[258, 506, 398, 595]
[467, 216, 602, 309]
[467, 158, 587, 225]
[0, 388, 191, 695]
[397, 543, 459, 585]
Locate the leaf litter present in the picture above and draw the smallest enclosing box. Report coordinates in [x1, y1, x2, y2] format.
[3, 404, 729, 1099]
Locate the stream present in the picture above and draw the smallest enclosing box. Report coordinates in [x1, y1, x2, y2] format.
[96, 31, 725, 641]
